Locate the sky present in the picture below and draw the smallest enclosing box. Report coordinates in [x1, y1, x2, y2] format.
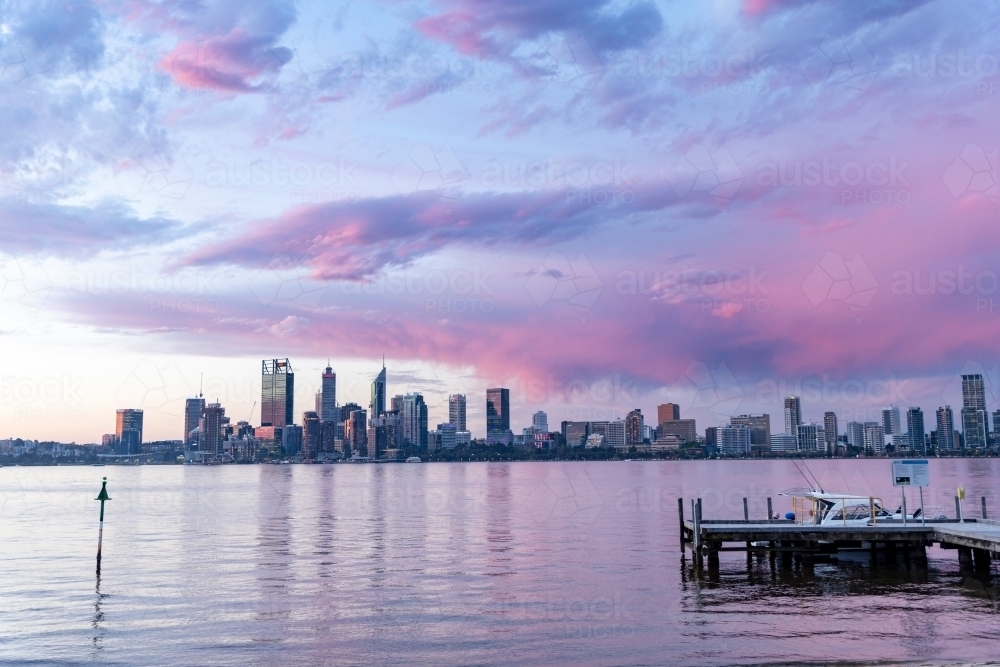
[1, 0, 1000, 443]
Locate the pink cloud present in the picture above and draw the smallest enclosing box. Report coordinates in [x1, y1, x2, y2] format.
[157, 28, 292, 92]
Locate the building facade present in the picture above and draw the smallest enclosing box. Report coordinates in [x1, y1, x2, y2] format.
[784, 396, 802, 435]
[449, 394, 467, 432]
[261, 359, 294, 428]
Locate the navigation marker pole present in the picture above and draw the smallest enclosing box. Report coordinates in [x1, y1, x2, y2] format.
[96, 477, 111, 576]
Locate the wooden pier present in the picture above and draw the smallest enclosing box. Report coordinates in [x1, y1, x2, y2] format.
[679, 497, 999, 573]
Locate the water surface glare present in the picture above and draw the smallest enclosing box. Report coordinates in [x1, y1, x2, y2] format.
[2, 459, 999, 666]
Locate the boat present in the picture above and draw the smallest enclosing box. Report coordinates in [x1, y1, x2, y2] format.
[777, 488, 946, 526]
[405, 456, 421, 463]
[92, 463, 106, 467]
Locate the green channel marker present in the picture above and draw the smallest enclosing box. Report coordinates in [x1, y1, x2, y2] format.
[95, 477, 110, 576]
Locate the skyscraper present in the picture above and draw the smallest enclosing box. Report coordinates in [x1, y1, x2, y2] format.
[346, 409, 368, 456]
[302, 411, 321, 458]
[881, 406, 901, 436]
[261, 359, 294, 427]
[730, 414, 770, 453]
[115, 408, 143, 455]
[532, 411, 548, 433]
[906, 407, 925, 453]
[625, 409, 644, 445]
[391, 395, 404, 413]
[184, 396, 205, 447]
[370, 362, 386, 419]
[961, 373, 989, 449]
[449, 394, 467, 432]
[486, 388, 510, 433]
[823, 412, 838, 452]
[864, 422, 885, 454]
[200, 403, 226, 457]
[846, 421, 865, 449]
[402, 394, 428, 448]
[657, 403, 680, 425]
[321, 364, 337, 421]
[936, 406, 955, 451]
[784, 396, 801, 435]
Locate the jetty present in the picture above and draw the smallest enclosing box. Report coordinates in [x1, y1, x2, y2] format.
[679, 497, 999, 573]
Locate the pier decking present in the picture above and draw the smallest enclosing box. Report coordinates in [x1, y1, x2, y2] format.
[679, 497, 1000, 572]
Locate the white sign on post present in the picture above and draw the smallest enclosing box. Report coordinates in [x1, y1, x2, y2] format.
[892, 459, 930, 487]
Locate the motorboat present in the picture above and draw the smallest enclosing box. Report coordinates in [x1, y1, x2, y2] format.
[778, 488, 945, 526]
[405, 456, 421, 463]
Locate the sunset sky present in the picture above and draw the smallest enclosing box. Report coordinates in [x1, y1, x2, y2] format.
[2, 0, 999, 442]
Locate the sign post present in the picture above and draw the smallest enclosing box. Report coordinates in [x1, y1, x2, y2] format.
[95, 477, 110, 576]
[892, 460, 929, 526]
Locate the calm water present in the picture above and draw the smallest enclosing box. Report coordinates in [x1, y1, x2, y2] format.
[2, 459, 999, 666]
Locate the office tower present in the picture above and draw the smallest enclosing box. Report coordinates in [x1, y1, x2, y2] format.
[962, 374, 987, 410]
[199, 403, 226, 457]
[863, 422, 885, 454]
[730, 414, 770, 453]
[719, 425, 751, 455]
[532, 411, 549, 433]
[605, 419, 626, 448]
[656, 419, 697, 444]
[261, 359, 294, 427]
[314, 390, 322, 414]
[282, 424, 303, 456]
[657, 403, 680, 425]
[770, 433, 797, 452]
[561, 421, 591, 447]
[437, 422, 457, 449]
[625, 409, 644, 445]
[339, 402, 361, 423]
[881, 406, 901, 436]
[320, 419, 337, 453]
[402, 394, 428, 448]
[369, 412, 403, 457]
[823, 412, 838, 452]
[302, 411, 321, 458]
[905, 407, 925, 453]
[370, 362, 386, 419]
[321, 364, 337, 421]
[449, 394, 467, 432]
[783, 396, 801, 434]
[705, 426, 718, 448]
[994, 410, 1000, 444]
[962, 407, 988, 449]
[391, 395, 404, 413]
[846, 421, 865, 449]
[115, 408, 143, 455]
[936, 406, 955, 451]
[796, 422, 819, 451]
[486, 388, 510, 433]
[184, 396, 205, 447]
[346, 409, 368, 455]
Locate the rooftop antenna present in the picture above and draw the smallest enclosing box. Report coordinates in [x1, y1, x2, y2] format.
[199, 373, 203, 398]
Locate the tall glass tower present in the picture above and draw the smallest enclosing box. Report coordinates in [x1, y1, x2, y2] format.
[321, 364, 337, 421]
[370, 362, 386, 419]
[261, 359, 294, 427]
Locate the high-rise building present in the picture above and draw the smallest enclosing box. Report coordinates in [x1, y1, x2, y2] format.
[115, 409, 143, 455]
[321, 364, 337, 421]
[881, 406, 901, 436]
[282, 424, 303, 456]
[370, 362, 386, 419]
[705, 426, 718, 449]
[656, 419, 697, 444]
[730, 414, 770, 453]
[437, 422, 457, 449]
[369, 412, 403, 457]
[314, 390, 322, 415]
[340, 402, 361, 423]
[823, 412, 838, 452]
[605, 419, 626, 449]
[486, 388, 510, 434]
[906, 407, 925, 453]
[936, 406, 955, 451]
[302, 411, 321, 458]
[261, 359, 294, 427]
[770, 433, 797, 452]
[784, 396, 802, 435]
[625, 409, 644, 445]
[962, 407, 988, 450]
[449, 394, 467, 432]
[962, 374, 987, 410]
[402, 394, 428, 448]
[719, 425, 751, 455]
[391, 395, 404, 413]
[184, 396, 205, 447]
[863, 422, 885, 454]
[200, 403, 226, 457]
[845, 421, 865, 449]
[657, 403, 680, 425]
[796, 422, 820, 451]
[346, 409, 368, 455]
[561, 421, 591, 447]
[532, 411, 549, 433]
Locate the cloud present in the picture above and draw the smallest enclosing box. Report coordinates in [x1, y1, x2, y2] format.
[0, 199, 183, 256]
[180, 188, 629, 280]
[158, 28, 293, 92]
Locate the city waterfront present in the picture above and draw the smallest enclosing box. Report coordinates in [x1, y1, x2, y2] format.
[2, 459, 998, 666]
